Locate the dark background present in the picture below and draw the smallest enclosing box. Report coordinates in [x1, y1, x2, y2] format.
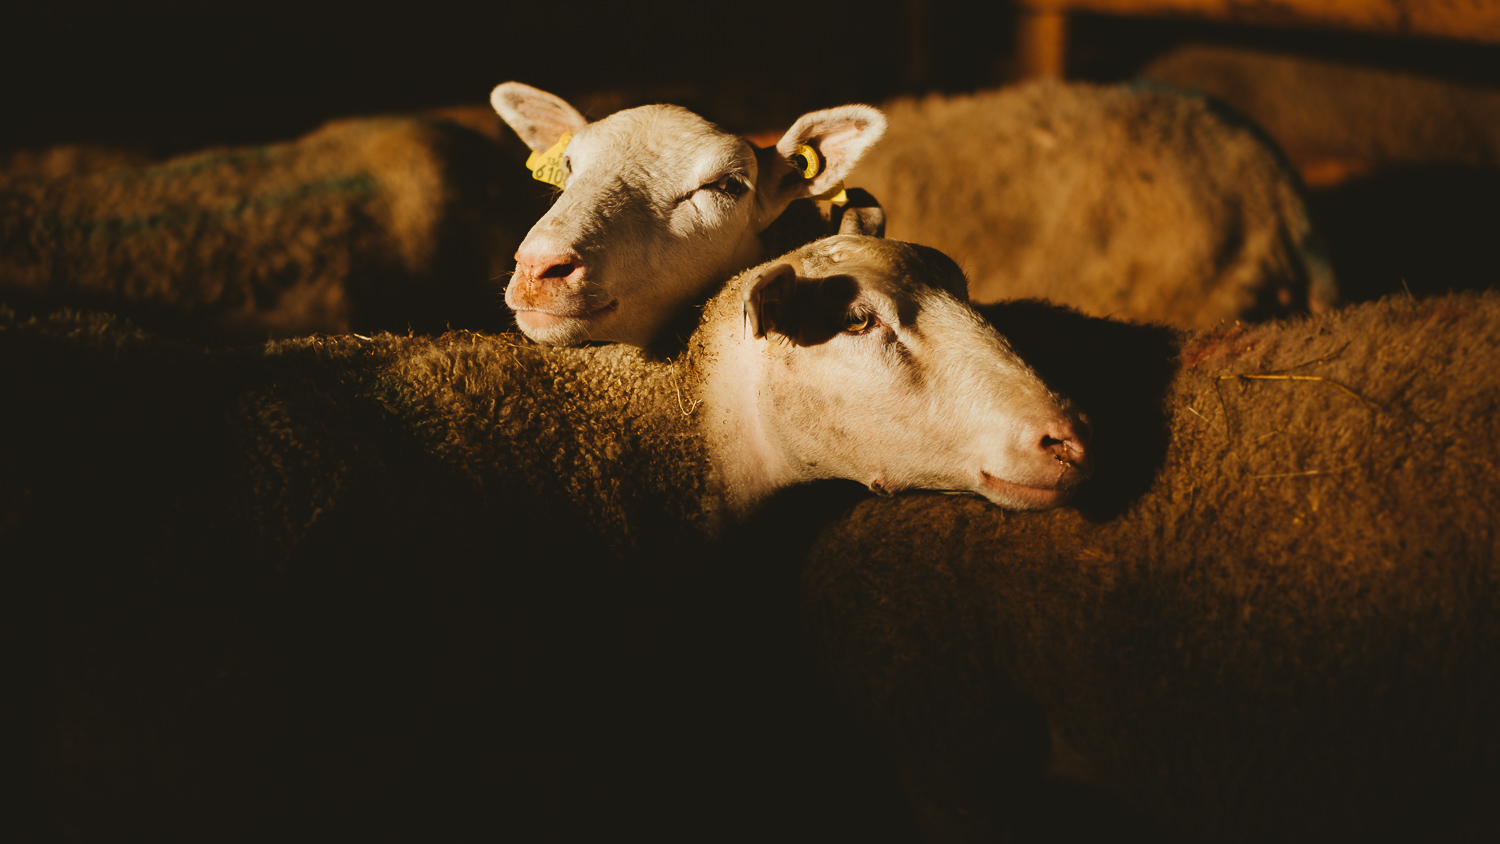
[7, 0, 1497, 155]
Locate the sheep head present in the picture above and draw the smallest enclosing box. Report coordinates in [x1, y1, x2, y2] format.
[491, 81, 885, 349]
[712, 235, 1092, 514]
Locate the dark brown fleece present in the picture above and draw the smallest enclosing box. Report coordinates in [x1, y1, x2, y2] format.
[1, 305, 729, 841]
[0, 116, 541, 342]
[856, 80, 1338, 327]
[1144, 45, 1500, 171]
[803, 291, 1500, 844]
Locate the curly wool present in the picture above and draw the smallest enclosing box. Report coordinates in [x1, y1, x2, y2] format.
[854, 80, 1337, 327]
[0, 115, 540, 342]
[802, 290, 1500, 844]
[1, 304, 724, 841]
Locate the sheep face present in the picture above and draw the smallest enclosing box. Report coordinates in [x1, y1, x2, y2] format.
[738, 235, 1092, 510]
[492, 82, 885, 349]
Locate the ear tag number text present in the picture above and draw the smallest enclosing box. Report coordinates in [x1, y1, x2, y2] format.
[527, 133, 572, 188]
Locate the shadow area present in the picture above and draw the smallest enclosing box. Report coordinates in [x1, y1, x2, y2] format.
[1308, 163, 1500, 303]
[976, 300, 1181, 522]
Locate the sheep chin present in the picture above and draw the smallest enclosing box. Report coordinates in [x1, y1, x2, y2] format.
[514, 301, 620, 346]
[975, 471, 1077, 511]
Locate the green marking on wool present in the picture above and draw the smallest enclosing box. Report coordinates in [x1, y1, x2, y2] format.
[104, 146, 280, 183]
[60, 174, 381, 239]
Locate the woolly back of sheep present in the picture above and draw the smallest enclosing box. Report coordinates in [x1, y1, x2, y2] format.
[1144, 44, 1500, 170]
[0, 306, 731, 840]
[855, 80, 1337, 328]
[0, 116, 540, 343]
[802, 290, 1500, 843]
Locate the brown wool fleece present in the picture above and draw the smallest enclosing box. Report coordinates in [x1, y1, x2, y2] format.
[1144, 45, 1500, 170]
[802, 290, 1500, 844]
[0, 302, 730, 840]
[0, 116, 541, 343]
[854, 80, 1337, 327]
[1, 305, 716, 568]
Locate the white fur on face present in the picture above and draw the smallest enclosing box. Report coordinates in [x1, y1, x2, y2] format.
[495, 83, 887, 349]
[716, 236, 1092, 512]
[507, 106, 766, 348]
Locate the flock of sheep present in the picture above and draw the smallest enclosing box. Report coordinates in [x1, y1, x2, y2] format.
[3, 71, 1496, 842]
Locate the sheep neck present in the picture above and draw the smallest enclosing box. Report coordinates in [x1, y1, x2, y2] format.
[691, 305, 805, 525]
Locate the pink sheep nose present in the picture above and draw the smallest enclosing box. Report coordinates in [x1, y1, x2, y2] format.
[1039, 417, 1092, 479]
[515, 249, 584, 286]
[507, 240, 591, 313]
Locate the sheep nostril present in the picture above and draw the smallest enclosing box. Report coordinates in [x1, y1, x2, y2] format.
[1043, 436, 1073, 464]
[1040, 427, 1091, 476]
[515, 247, 584, 284]
[538, 259, 578, 280]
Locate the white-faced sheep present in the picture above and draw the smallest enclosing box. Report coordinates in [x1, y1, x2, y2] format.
[490, 81, 887, 352]
[853, 79, 1339, 328]
[3, 235, 1089, 841]
[799, 291, 1500, 843]
[0, 115, 540, 343]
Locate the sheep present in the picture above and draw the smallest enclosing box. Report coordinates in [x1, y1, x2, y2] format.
[3, 234, 1091, 841]
[0, 143, 151, 179]
[0, 114, 541, 344]
[1143, 44, 1500, 172]
[1141, 44, 1500, 303]
[799, 290, 1500, 843]
[852, 79, 1339, 328]
[490, 81, 888, 352]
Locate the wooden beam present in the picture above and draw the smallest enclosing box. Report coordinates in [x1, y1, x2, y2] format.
[1017, 0, 1500, 45]
[1018, 6, 1070, 78]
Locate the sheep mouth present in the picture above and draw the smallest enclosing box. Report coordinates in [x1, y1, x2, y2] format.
[514, 299, 619, 324]
[977, 471, 1080, 510]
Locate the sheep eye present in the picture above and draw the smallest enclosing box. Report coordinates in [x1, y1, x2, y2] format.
[706, 175, 747, 198]
[562, 155, 572, 174]
[843, 310, 872, 333]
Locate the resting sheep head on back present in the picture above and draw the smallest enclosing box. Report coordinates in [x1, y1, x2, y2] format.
[491, 81, 886, 350]
[703, 234, 1092, 516]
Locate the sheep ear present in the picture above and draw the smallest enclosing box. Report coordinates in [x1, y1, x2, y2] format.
[755, 105, 887, 216]
[743, 263, 798, 339]
[491, 82, 589, 153]
[833, 187, 886, 237]
[913, 244, 971, 300]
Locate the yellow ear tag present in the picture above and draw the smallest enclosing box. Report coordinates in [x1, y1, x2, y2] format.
[791, 143, 823, 180]
[814, 183, 849, 203]
[526, 132, 572, 188]
[791, 143, 847, 203]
